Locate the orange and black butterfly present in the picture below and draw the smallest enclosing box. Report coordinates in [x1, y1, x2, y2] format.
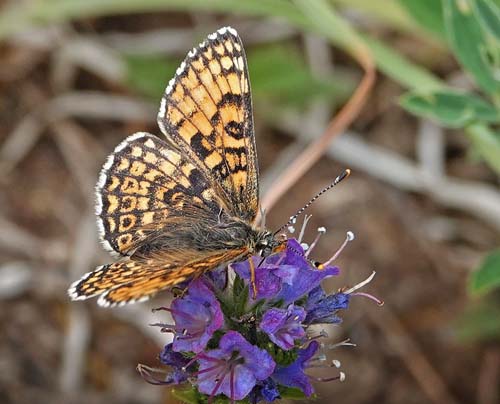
[68, 27, 286, 307]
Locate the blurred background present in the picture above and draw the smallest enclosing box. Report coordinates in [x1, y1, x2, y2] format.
[1, 1, 500, 403]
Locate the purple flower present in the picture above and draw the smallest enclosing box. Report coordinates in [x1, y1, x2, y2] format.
[158, 343, 190, 384]
[231, 257, 282, 300]
[233, 239, 339, 304]
[272, 341, 320, 397]
[260, 378, 280, 402]
[304, 286, 350, 324]
[249, 378, 280, 403]
[203, 266, 228, 291]
[196, 331, 276, 401]
[170, 279, 224, 353]
[259, 305, 306, 350]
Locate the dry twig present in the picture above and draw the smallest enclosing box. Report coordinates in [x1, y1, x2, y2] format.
[261, 22, 376, 211]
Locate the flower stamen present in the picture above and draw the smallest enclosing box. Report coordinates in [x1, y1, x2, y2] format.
[208, 369, 228, 404]
[298, 214, 312, 243]
[350, 292, 384, 306]
[321, 231, 355, 266]
[325, 339, 357, 350]
[313, 372, 346, 382]
[343, 271, 376, 294]
[149, 322, 176, 333]
[305, 226, 326, 257]
[137, 364, 172, 385]
[308, 329, 329, 341]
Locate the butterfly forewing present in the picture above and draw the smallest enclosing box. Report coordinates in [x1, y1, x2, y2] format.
[158, 27, 259, 223]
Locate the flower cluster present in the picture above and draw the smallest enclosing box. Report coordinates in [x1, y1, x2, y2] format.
[139, 229, 380, 403]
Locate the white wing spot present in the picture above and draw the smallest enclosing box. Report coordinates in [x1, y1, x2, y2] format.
[159, 96, 167, 119]
[226, 27, 238, 36]
[96, 172, 107, 189]
[97, 293, 111, 307]
[176, 61, 186, 76]
[102, 154, 114, 171]
[158, 118, 167, 136]
[114, 132, 147, 153]
[96, 217, 105, 237]
[144, 139, 155, 148]
[166, 77, 176, 94]
[67, 266, 108, 300]
[95, 194, 103, 216]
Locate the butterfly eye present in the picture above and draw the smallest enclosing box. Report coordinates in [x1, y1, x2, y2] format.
[262, 247, 273, 257]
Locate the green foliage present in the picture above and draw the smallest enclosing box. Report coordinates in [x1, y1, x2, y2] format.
[454, 296, 500, 341]
[124, 54, 176, 100]
[265, 340, 299, 367]
[172, 386, 202, 404]
[398, 0, 446, 37]
[399, 0, 500, 175]
[475, 0, 500, 39]
[465, 123, 500, 174]
[248, 44, 353, 107]
[400, 89, 500, 127]
[469, 249, 500, 295]
[455, 250, 500, 343]
[279, 386, 313, 400]
[172, 386, 240, 404]
[443, 0, 500, 96]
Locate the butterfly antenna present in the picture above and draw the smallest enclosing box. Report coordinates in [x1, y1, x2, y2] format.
[273, 169, 351, 236]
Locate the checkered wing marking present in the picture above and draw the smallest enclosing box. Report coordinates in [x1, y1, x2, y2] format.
[95, 132, 224, 256]
[68, 246, 248, 307]
[157, 26, 259, 223]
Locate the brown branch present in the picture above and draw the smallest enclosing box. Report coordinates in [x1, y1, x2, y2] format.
[261, 41, 375, 213]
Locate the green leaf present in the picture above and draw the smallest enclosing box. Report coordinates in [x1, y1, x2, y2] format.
[400, 89, 500, 127]
[398, 0, 446, 37]
[454, 297, 500, 341]
[469, 249, 500, 295]
[124, 54, 176, 100]
[465, 123, 500, 174]
[363, 36, 444, 91]
[171, 386, 202, 404]
[279, 386, 315, 400]
[248, 44, 354, 107]
[474, 0, 500, 40]
[443, 0, 500, 95]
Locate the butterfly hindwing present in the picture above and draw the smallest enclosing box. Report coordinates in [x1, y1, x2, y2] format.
[95, 132, 224, 256]
[157, 26, 259, 223]
[68, 246, 249, 307]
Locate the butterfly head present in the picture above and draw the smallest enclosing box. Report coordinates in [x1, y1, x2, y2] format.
[254, 231, 287, 258]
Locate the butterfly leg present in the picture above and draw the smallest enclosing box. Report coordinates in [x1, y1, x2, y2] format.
[248, 257, 258, 299]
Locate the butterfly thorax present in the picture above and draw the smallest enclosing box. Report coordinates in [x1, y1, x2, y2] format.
[131, 215, 277, 259]
[251, 229, 282, 258]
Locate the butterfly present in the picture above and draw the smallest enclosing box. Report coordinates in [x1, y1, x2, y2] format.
[67, 27, 285, 307]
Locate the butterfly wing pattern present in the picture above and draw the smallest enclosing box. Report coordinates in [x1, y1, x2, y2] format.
[158, 26, 259, 222]
[68, 27, 261, 307]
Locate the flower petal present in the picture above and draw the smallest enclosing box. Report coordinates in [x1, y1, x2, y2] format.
[171, 279, 224, 353]
[272, 341, 319, 396]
